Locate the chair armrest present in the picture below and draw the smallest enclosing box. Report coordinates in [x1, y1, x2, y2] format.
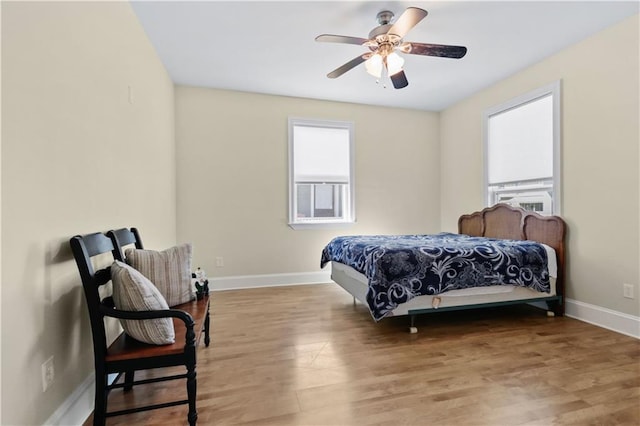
[99, 303, 197, 345]
[100, 304, 194, 326]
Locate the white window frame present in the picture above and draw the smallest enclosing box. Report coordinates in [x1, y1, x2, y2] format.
[483, 80, 562, 215]
[288, 117, 356, 230]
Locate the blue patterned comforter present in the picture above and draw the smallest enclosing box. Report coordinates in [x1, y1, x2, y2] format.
[320, 233, 550, 321]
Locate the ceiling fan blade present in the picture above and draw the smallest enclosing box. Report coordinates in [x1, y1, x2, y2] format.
[315, 34, 369, 46]
[390, 70, 409, 89]
[404, 42, 467, 59]
[387, 7, 428, 39]
[327, 55, 368, 79]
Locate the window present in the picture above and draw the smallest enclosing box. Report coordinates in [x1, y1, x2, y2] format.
[483, 81, 561, 215]
[288, 118, 355, 229]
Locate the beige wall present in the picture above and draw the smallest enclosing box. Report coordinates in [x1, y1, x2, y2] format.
[440, 14, 639, 316]
[175, 87, 440, 277]
[1, 2, 176, 424]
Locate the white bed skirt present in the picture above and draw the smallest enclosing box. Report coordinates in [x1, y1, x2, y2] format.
[330, 261, 558, 317]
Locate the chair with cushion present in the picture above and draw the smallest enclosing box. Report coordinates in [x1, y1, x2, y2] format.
[70, 231, 209, 426]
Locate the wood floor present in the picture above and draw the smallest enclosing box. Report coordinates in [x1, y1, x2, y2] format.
[90, 283, 640, 425]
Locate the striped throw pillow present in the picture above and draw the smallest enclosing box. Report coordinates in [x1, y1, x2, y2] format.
[125, 243, 195, 307]
[111, 260, 175, 345]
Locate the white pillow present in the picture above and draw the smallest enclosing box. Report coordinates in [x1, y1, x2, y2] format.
[111, 260, 175, 345]
[125, 243, 195, 307]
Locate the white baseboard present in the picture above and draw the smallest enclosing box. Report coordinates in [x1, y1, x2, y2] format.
[44, 372, 94, 426]
[44, 372, 119, 425]
[565, 298, 640, 339]
[210, 271, 332, 291]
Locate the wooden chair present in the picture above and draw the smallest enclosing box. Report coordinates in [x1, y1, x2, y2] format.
[70, 231, 210, 426]
[107, 227, 211, 351]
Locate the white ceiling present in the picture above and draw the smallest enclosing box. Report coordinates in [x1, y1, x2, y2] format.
[131, 1, 639, 111]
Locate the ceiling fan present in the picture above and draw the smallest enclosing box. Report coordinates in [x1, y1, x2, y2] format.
[315, 7, 467, 89]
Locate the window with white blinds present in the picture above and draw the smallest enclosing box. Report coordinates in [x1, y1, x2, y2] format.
[484, 81, 561, 215]
[288, 118, 355, 228]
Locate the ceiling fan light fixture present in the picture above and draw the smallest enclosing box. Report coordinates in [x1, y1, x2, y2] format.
[365, 53, 383, 78]
[386, 52, 405, 76]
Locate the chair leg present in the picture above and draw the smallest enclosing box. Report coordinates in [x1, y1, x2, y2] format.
[186, 362, 198, 426]
[93, 370, 108, 426]
[204, 310, 211, 347]
[123, 370, 135, 391]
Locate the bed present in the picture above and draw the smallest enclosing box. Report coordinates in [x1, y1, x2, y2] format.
[320, 204, 566, 333]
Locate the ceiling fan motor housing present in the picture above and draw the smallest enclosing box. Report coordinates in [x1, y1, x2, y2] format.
[369, 10, 403, 51]
[368, 31, 402, 54]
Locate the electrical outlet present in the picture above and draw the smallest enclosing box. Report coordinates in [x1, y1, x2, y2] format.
[216, 257, 224, 267]
[623, 283, 634, 299]
[41, 356, 55, 392]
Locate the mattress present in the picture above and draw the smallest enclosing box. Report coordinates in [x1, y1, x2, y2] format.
[330, 241, 558, 317]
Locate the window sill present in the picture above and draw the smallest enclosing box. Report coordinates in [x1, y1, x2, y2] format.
[288, 221, 356, 230]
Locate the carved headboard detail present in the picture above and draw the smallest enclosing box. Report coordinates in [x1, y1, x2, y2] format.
[458, 204, 567, 296]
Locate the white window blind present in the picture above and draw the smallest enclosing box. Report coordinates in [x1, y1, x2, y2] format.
[483, 81, 561, 215]
[487, 94, 553, 184]
[288, 118, 355, 228]
[293, 126, 350, 184]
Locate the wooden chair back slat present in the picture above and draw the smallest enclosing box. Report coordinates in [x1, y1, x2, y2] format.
[69, 234, 115, 368]
[108, 228, 144, 261]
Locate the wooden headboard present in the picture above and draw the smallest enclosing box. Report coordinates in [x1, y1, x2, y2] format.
[458, 204, 567, 297]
